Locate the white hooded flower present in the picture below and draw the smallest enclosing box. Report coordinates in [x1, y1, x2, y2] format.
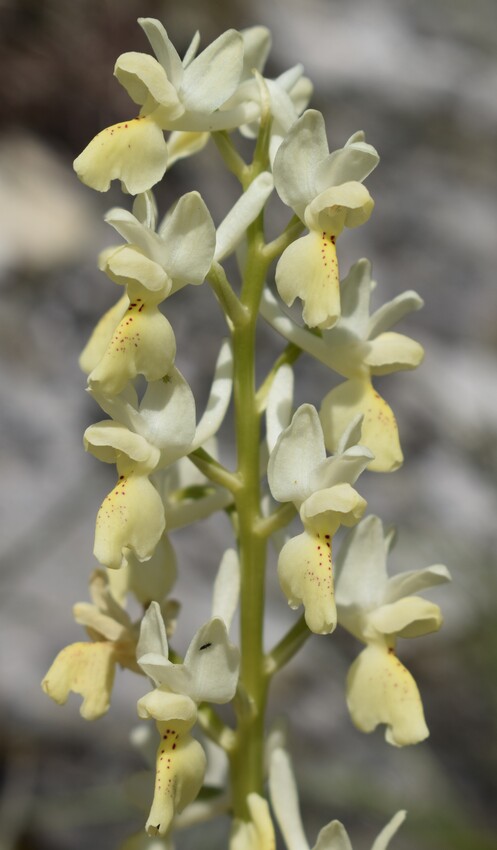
[335, 515, 450, 746]
[272, 110, 378, 329]
[135, 553, 240, 837]
[268, 404, 372, 634]
[261, 260, 424, 472]
[74, 20, 259, 193]
[85, 369, 196, 569]
[81, 191, 216, 396]
[41, 569, 176, 720]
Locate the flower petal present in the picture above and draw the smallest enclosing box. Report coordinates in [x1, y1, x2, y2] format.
[114, 52, 182, 116]
[159, 191, 216, 289]
[138, 369, 196, 462]
[259, 288, 331, 366]
[275, 231, 340, 330]
[314, 139, 379, 193]
[346, 644, 429, 746]
[304, 183, 374, 236]
[110, 534, 177, 607]
[335, 516, 388, 610]
[94, 472, 165, 569]
[368, 291, 424, 338]
[384, 564, 451, 604]
[273, 109, 330, 218]
[268, 404, 326, 506]
[240, 26, 272, 77]
[41, 641, 116, 720]
[301, 483, 367, 536]
[84, 421, 159, 468]
[277, 529, 336, 635]
[138, 18, 183, 88]
[369, 597, 443, 639]
[332, 257, 373, 340]
[137, 600, 169, 660]
[320, 379, 403, 473]
[311, 445, 373, 492]
[79, 295, 129, 375]
[88, 568, 132, 625]
[105, 207, 166, 265]
[74, 116, 168, 194]
[102, 245, 170, 296]
[183, 618, 240, 703]
[145, 723, 206, 837]
[88, 302, 176, 396]
[137, 689, 197, 724]
[132, 190, 158, 229]
[364, 332, 424, 375]
[73, 602, 127, 642]
[182, 30, 244, 114]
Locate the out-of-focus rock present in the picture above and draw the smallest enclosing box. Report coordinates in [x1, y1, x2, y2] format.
[0, 132, 99, 274]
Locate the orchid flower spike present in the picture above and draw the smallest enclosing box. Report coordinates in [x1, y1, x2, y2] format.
[74, 20, 260, 193]
[272, 109, 378, 329]
[269, 743, 406, 850]
[335, 515, 450, 746]
[268, 404, 372, 634]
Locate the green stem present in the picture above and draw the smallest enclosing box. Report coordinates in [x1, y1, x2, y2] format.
[228, 212, 272, 819]
[212, 131, 249, 184]
[263, 214, 304, 262]
[256, 502, 297, 539]
[264, 614, 311, 678]
[188, 448, 241, 494]
[197, 704, 237, 752]
[207, 262, 248, 327]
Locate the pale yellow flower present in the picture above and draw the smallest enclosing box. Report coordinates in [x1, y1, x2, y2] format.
[336, 515, 450, 745]
[268, 404, 371, 634]
[273, 110, 378, 329]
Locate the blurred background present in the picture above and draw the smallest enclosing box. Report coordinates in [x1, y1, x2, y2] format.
[1, 0, 497, 848]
